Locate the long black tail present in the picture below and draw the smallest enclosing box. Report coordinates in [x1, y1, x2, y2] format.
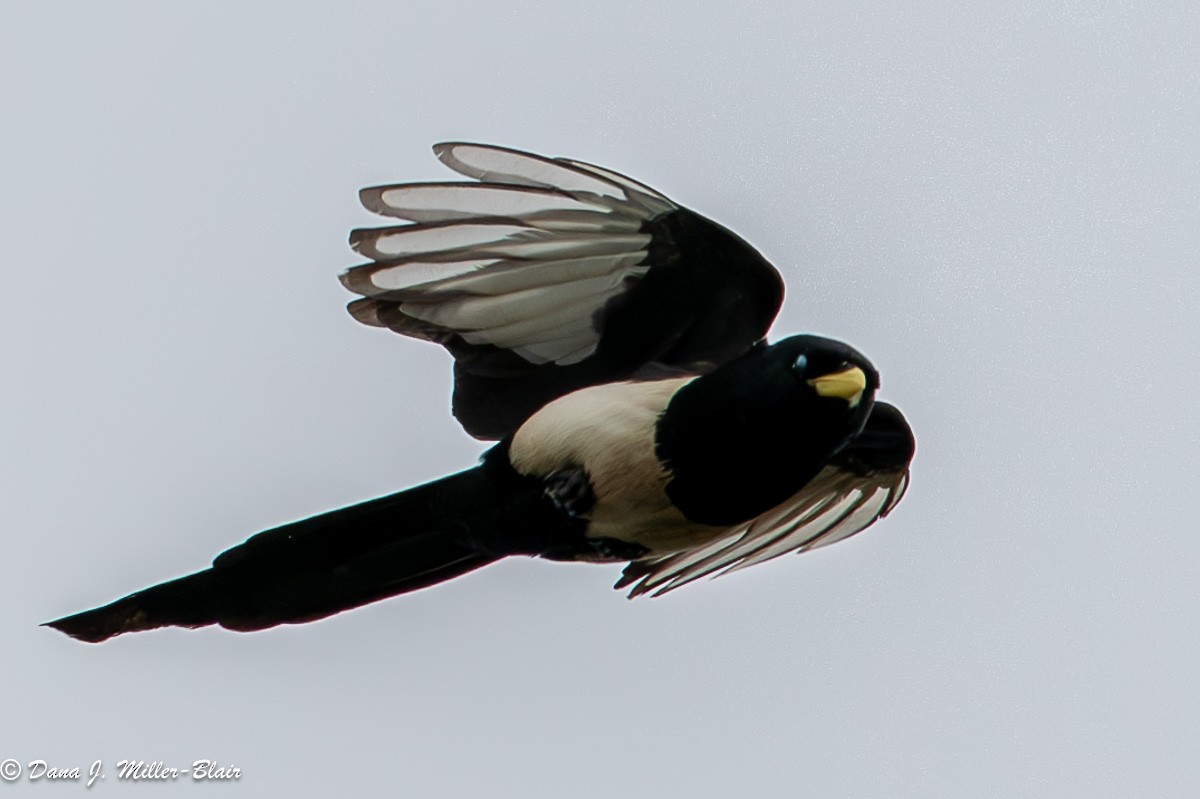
[45, 464, 515, 643]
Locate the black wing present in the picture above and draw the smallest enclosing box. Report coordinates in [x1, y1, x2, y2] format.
[615, 403, 916, 597]
[343, 143, 784, 439]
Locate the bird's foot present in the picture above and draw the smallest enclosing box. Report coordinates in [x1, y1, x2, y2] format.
[544, 467, 595, 518]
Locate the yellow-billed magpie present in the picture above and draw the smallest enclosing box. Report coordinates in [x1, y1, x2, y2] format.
[46, 143, 914, 642]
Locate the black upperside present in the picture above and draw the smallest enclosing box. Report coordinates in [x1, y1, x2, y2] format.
[448, 207, 784, 439]
[655, 335, 878, 526]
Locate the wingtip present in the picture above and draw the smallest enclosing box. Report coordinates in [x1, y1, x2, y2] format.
[358, 185, 387, 216]
[339, 265, 379, 297]
[431, 141, 471, 165]
[346, 297, 386, 327]
[346, 226, 383, 259]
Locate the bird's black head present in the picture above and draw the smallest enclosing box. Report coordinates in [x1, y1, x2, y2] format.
[656, 334, 879, 526]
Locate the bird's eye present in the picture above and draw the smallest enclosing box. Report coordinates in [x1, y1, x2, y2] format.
[793, 354, 808, 373]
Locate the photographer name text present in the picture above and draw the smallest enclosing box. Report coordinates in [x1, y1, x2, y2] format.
[0, 758, 240, 786]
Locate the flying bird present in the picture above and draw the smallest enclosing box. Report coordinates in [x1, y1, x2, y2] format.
[46, 143, 914, 643]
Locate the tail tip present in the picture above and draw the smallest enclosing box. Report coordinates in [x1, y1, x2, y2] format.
[42, 604, 152, 644]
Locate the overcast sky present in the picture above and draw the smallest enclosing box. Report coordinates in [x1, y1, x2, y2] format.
[2, 2, 1198, 796]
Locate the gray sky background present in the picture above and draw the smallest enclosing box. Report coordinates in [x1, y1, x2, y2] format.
[3, 2, 1198, 796]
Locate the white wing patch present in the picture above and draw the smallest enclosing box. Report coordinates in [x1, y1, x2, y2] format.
[619, 466, 910, 598]
[343, 143, 677, 367]
[360, 183, 619, 224]
[556, 157, 675, 213]
[433, 142, 674, 215]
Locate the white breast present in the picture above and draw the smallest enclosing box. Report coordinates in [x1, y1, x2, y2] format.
[508, 378, 723, 550]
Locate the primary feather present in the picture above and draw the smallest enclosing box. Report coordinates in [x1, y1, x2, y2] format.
[343, 142, 783, 439]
